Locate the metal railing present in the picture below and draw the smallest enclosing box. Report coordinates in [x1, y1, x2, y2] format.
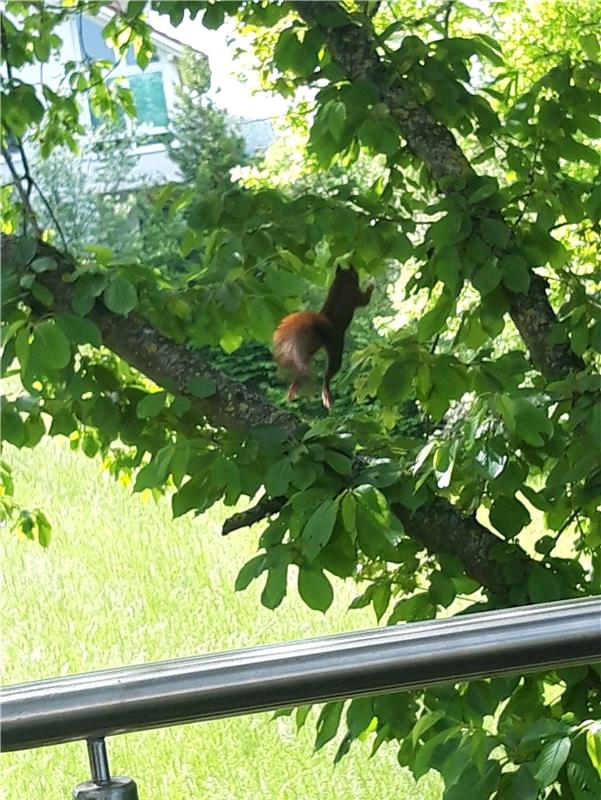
[2, 597, 600, 798]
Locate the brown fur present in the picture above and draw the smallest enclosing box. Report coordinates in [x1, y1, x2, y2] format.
[272, 267, 373, 408]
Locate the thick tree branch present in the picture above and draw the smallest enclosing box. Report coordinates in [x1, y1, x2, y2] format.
[392, 500, 527, 596]
[221, 493, 531, 597]
[509, 273, 583, 379]
[3, 237, 301, 440]
[294, 1, 584, 380]
[5, 236, 537, 599]
[222, 493, 285, 535]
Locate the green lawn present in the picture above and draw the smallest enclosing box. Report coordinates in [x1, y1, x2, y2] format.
[1, 438, 441, 799]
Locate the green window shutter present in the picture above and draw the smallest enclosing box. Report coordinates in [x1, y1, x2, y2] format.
[129, 72, 168, 127]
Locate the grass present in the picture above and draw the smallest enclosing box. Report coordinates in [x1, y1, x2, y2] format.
[1, 437, 442, 799]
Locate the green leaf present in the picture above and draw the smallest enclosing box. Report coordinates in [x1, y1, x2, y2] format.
[567, 761, 597, 799]
[30, 320, 71, 370]
[134, 445, 174, 492]
[1, 406, 25, 446]
[378, 361, 414, 405]
[103, 275, 138, 315]
[586, 730, 601, 779]
[35, 510, 51, 548]
[480, 218, 511, 249]
[249, 298, 274, 342]
[235, 554, 266, 592]
[372, 582, 391, 621]
[219, 331, 243, 353]
[298, 568, 333, 612]
[341, 491, 356, 532]
[24, 413, 45, 447]
[13, 236, 38, 265]
[430, 211, 464, 248]
[388, 592, 436, 623]
[411, 710, 446, 746]
[264, 269, 306, 297]
[412, 726, 461, 779]
[515, 400, 552, 446]
[333, 732, 352, 763]
[520, 718, 566, 744]
[30, 280, 55, 307]
[90, 396, 120, 440]
[580, 33, 600, 58]
[434, 247, 462, 295]
[560, 137, 600, 166]
[504, 765, 539, 800]
[432, 358, 469, 400]
[315, 701, 343, 751]
[30, 256, 57, 273]
[49, 409, 77, 437]
[171, 395, 192, 418]
[202, 2, 225, 29]
[274, 27, 318, 77]
[468, 178, 499, 205]
[323, 100, 347, 142]
[324, 451, 352, 475]
[296, 704, 312, 731]
[81, 433, 100, 458]
[290, 460, 317, 490]
[346, 697, 373, 737]
[587, 184, 601, 223]
[472, 34, 504, 66]
[136, 392, 167, 419]
[187, 375, 217, 398]
[569, 319, 589, 357]
[357, 117, 399, 156]
[302, 498, 339, 561]
[472, 260, 502, 295]
[527, 564, 562, 603]
[71, 273, 107, 316]
[55, 313, 102, 348]
[261, 564, 288, 609]
[465, 233, 491, 266]
[417, 292, 454, 342]
[489, 495, 531, 538]
[314, 4, 351, 27]
[429, 571, 456, 607]
[3, 83, 44, 136]
[493, 460, 527, 496]
[534, 736, 571, 787]
[265, 458, 293, 496]
[501, 255, 531, 294]
[83, 244, 114, 264]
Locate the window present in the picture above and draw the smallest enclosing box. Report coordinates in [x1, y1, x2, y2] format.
[79, 15, 168, 137]
[79, 16, 115, 63]
[129, 73, 168, 128]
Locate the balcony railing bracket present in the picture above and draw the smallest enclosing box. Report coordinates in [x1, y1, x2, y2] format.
[71, 738, 139, 800]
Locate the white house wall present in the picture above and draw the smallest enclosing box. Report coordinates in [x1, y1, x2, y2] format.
[3, 11, 277, 198]
[3, 14, 183, 188]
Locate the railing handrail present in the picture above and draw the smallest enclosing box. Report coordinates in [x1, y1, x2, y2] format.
[2, 597, 600, 752]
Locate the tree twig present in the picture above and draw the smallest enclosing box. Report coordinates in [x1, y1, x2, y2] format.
[1, 147, 41, 236]
[442, 0, 455, 37]
[222, 494, 286, 535]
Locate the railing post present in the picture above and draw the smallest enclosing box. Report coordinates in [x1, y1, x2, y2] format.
[72, 737, 139, 799]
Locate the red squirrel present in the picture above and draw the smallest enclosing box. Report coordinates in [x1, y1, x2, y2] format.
[273, 266, 373, 409]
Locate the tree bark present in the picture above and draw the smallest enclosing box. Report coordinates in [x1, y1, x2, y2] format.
[3, 237, 302, 440]
[294, 1, 583, 380]
[4, 236, 536, 599]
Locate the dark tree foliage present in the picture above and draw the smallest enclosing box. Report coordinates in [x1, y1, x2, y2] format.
[1, 1, 600, 797]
